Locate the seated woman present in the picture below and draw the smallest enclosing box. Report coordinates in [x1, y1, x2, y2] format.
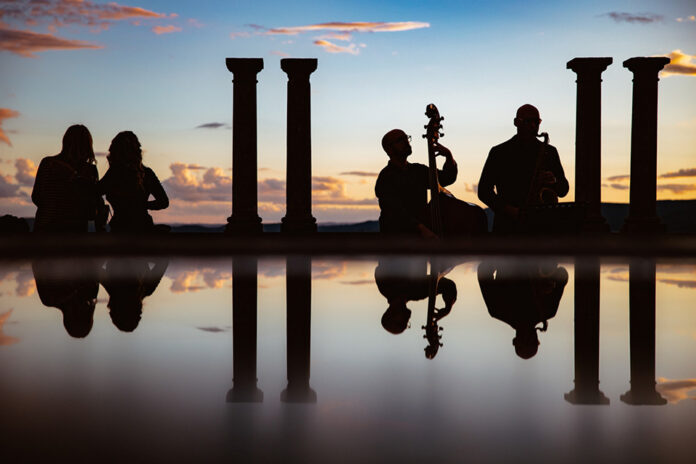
[99, 131, 169, 232]
[32, 125, 104, 232]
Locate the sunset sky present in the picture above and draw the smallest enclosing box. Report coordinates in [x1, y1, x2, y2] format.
[1, 0, 695, 224]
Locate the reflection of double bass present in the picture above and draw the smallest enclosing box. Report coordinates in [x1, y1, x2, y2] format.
[423, 104, 488, 237]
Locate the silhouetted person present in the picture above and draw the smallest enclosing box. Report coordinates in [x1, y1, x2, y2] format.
[32, 125, 106, 233]
[98, 131, 169, 233]
[100, 258, 168, 332]
[0, 215, 29, 234]
[477, 260, 567, 359]
[375, 258, 457, 336]
[32, 259, 101, 338]
[478, 105, 569, 233]
[375, 129, 457, 237]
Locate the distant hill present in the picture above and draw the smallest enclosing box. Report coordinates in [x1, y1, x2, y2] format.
[17, 200, 696, 233]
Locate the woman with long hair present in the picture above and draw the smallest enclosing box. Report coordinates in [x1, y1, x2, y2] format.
[32, 124, 105, 232]
[99, 131, 169, 232]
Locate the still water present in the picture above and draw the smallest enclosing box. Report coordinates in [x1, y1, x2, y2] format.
[1, 256, 694, 462]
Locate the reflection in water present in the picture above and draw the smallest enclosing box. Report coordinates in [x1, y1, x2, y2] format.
[229, 257, 263, 403]
[621, 258, 666, 405]
[478, 259, 568, 359]
[566, 258, 608, 404]
[375, 258, 458, 358]
[32, 259, 100, 338]
[101, 258, 168, 332]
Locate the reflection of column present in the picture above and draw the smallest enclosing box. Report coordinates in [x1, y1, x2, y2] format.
[565, 258, 609, 404]
[282, 256, 316, 402]
[621, 57, 670, 234]
[227, 257, 263, 402]
[620, 259, 666, 405]
[281, 58, 318, 233]
[566, 58, 612, 232]
[225, 58, 264, 234]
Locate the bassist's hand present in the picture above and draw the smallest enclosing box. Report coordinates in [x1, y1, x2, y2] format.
[433, 143, 453, 161]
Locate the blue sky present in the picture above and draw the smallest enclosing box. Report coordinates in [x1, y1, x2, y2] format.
[1, 0, 695, 223]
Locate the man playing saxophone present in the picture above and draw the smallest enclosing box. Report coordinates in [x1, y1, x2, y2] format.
[478, 104, 569, 233]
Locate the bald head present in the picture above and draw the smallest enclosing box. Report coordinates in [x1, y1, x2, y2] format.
[514, 104, 541, 140]
[381, 129, 412, 160]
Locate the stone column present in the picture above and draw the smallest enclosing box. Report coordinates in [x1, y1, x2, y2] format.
[566, 58, 612, 232]
[280, 58, 318, 233]
[565, 258, 609, 404]
[281, 256, 316, 402]
[227, 257, 263, 402]
[621, 57, 670, 234]
[225, 58, 264, 234]
[620, 258, 666, 405]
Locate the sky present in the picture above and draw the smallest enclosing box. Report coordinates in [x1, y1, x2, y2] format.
[0, 0, 695, 224]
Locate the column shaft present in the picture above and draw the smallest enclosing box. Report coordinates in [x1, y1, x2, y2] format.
[622, 57, 670, 233]
[281, 58, 318, 233]
[567, 58, 612, 232]
[226, 58, 264, 234]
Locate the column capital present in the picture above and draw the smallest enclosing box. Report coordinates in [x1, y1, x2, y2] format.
[281, 58, 318, 78]
[567, 57, 613, 74]
[226, 57, 264, 75]
[623, 57, 670, 75]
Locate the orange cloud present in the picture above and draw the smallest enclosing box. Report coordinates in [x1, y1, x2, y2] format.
[661, 50, 696, 76]
[169, 267, 232, 293]
[0, 26, 102, 57]
[658, 279, 696, 289]
[676, 16, 696, 22]
[270, 50, 290, 57]
[14, 158, 36, 186]
[657, 183, 696, 194]
[464, 183, 478, 194]
[162, 163, 231, 202]
[656, 378, 696, 403]
[340, 171, 377, 177]
[313, 39, 361, 55]
[152, 25, 181, 35]
[0, 108, 19, 145]
[0, 309, 19, 346]
[267, 21, 430, 35]
[607, 174, 630, 181]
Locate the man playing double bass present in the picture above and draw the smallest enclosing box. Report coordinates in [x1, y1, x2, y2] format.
[375, 129, 457, 237]
[478, 104, 569, 233]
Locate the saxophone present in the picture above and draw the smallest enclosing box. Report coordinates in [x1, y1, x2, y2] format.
[526, 132, 558, 205]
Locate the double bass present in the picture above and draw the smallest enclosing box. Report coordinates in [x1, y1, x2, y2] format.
[423, 103, 487, 237]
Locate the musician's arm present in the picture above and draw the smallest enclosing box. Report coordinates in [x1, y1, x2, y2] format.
[477, 149, 503, 211]
[435, 144, 458, 187]
[548, 147, 569, 198]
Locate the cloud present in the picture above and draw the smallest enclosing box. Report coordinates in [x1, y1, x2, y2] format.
[0, 108, 19, 145]
[607, 174, 630, 181]
[197, 326, 229, 333]
[270, 50, 290, 57]
[0, 310, 19, 347]
[602, 12, 663, 24]
[229, 31, 251, 39]
[340, 280, 373, 285]
[661, 50, 696, 76]
[195, 122, 229, 129]
[188, 18, 204, 28]
[313, 39, 361, 55]
[152, 25, 181, 35]
[675, 16, 696, 22]
[340, 171, 377, 177]
[656, 183, 696, 194]
[169, 267, 232, 293]
[608, 183, 630, 190]
[656, 378, 696, 403]
[0, 25, 102, 57]
[318, 32, 352, 41]
[660, 168, 696, 178]
[265, 21, 430, 35]
[162, 163, 231, 203]
[659, 279, 696, 288]
[464, 183, 478, 194]
[0, 0, 169, 31]
[0, 173, 24, 199]
[14, 158, 36, 186]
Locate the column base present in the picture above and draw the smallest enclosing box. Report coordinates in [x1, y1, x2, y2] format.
[620, 389, 667, 405]
[226, 215, 263, 234]
[226, 385, 264, 403]
[281, 216, 317, 234]
[280, 384, 317, 403]
[564, 387, 610, 405]
[621, 216, 665, 234]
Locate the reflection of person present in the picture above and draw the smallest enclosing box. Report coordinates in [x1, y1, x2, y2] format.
[98, 131, 169, 233]
[375, 258, 457, 335]
[32, 125, 106, 232]
[375, 129, 457, 237]
[477, 105, 569, 233]
[100, 258, 168, 332]
[477, 260, 568, 359]
[32, 259, 101, 338]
